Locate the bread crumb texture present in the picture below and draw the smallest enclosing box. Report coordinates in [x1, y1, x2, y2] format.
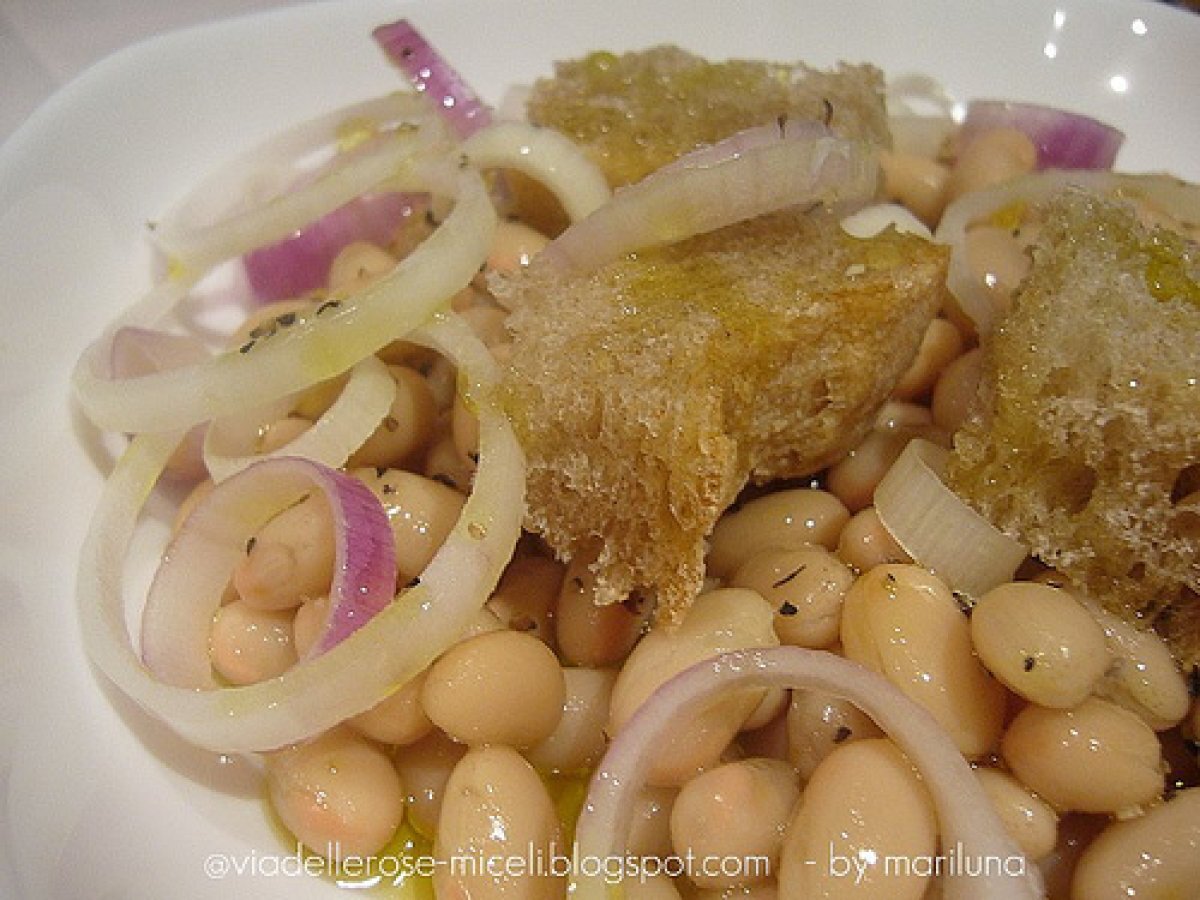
[946, 189, 1200, 665]
[498, 210, 947, 623]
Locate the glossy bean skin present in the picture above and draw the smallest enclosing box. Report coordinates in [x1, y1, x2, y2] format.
[707, 490, 850, 579]
[730, 547, 854, 650]
[840, 564, 1007, 757]
[209, 601, 296, 684]
[346, 365, 438, 469]
[422, 630, 565, 748]
[233, 493, 334, 611]
[891, 318, 964, 402]
[786, 688, 883, 781]
[826, 429, 948, 514]
[1069, 787, 1200, 899]
[487, 553, 564, 649]
[670, 758, 799, 889]
[1087, 601, 1191, 731]
[878, 150, 950, 227]
[352, 467, 464, 580]
[778, 738, 937, 900]
[392, 729, 467, 840]
[608, 589, 779, 785]
[970, 582, 1110, 708]
[555, 547, 649, 667]
[291, 594, 330, 659]
[266, 728, 404, 860]
[835, 507, 912, 573]
[524, 666, 616, 775]
[946, 127, 1037, 202]
[435, 746, 563, 900]
[1001, 697, 1163, 814]
[974, 766, 1058, 861]
[347, 672, 433, 747]
[963, 225, 1029, 317]
[931, 347, 983, 434]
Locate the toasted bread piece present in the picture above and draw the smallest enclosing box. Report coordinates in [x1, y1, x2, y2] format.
[513, 46, 889, 233]
[497, 209, 947, 622]
[946, 189, 1200, 665]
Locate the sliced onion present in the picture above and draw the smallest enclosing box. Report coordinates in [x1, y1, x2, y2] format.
[141, 457, 398, 684]
[243, 192, 423, 303]
[875, 439, 1027, 598]
[110, 326, 211, 481]
[539, 124, 879, 272]
[462, 121, 611, 222]
[574, 646, 1043, 900]
[73, 164, 496, 434]
[109, 326, 210, 379]
[960, 100, 1124, 171]
[154, 125, 440, 274]
[77, 312, 524, 751]
[202, 353, 395, 482]
[373, 19, 491, 139]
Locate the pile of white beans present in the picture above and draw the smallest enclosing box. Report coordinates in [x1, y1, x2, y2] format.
[181, 124, 1200, 899]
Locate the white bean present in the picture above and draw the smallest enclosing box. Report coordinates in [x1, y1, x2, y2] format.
[608, 589, 779, 785]
[891, 318, 964, 402]
[973, 766, 1058, 861]
[1070, 787, 1200, 899]
[670, 758, 799, 889]
[840, 564, 1007, 757]
[730, 547, 854, 650]
[266, 727, 404, 860]
[1001, 697, 1163, 813]
[435, 746, 563, 899]
[835, 506, 912, 573]
[708, 489, 850, 578]
[627, 786, 677, 857]
[487, 552, 564, 648]
[233, 493, 334, 611]
[556, 547, 649, 667]
[209, 601, 296, 684]
[347, 672, 433, 747]
[778, 738, 937, 900]
[785, 688, 883, 781]
[352, 467, 464, 580]
[931, 347, 983, 434]
[422, 630, 565, 748]
[392, 729, 467, 840]
[970, 581, 1110, 708]
[346, 365, 438, 469]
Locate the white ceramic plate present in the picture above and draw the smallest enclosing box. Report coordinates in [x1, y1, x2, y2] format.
[1, 0, 1197, 897]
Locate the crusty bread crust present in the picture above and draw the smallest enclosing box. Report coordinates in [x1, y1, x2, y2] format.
[946, 189, 1200, 665]
[498, 209, 947, 622]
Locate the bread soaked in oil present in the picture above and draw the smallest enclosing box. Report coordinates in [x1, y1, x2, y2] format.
[498, 209, 947, 623]
[947, 189, 1200, 666]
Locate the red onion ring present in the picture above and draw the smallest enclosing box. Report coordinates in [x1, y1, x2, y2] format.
[960, 100, 1124, 171]
[243, 192, 422, 303]
[141, 457, 397, 686]
[574, 646, 1042, 900]
[373, 19, 491, 139]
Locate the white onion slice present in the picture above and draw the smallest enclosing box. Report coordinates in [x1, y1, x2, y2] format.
[141, 457, 398, 684]
[462, 121, 611, 222]
[155, 126, 439, 273]
[77, 313, 524, 751]
[152, 93, 434, 268]
[574, 646, 1042, 900]
[203, 354, 395, 482]
[935, 169, 1200, 335]
[540, 126, 879, 272]
[73, 164, 496, 434]
[875, 439, 1027, 598]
